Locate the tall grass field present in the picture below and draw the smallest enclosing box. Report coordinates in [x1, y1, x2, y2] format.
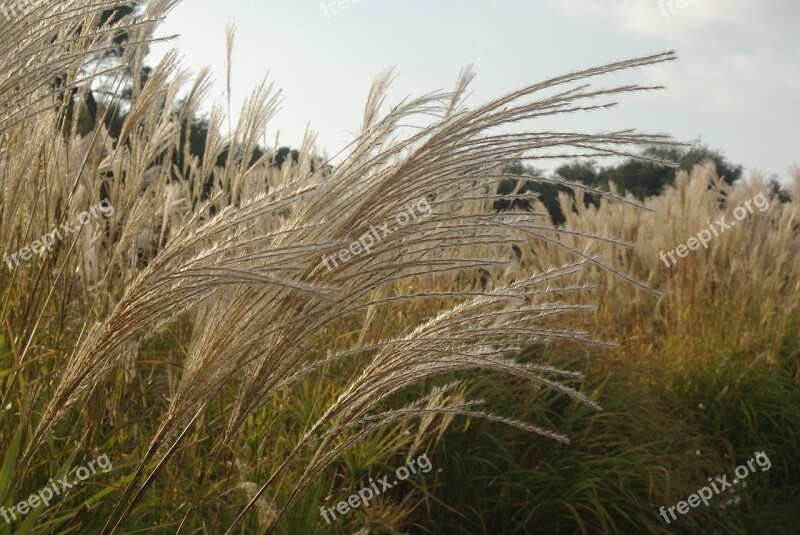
[1, 2, 798, 534]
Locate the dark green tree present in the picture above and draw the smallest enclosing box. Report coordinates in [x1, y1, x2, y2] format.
[500, 144, 743, 224]
[767, 177, 792, 204]
[496, 162, 574, 225]
[59, 2, 149, 135]
[589, 144, 742, 199]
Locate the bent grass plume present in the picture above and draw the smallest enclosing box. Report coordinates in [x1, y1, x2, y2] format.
[1, 4, 681, 532]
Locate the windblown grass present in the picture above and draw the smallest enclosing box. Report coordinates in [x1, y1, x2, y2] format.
[414, 165, 800, 534]
[0, 2, 696, 533]
[522, 162, 800, 368]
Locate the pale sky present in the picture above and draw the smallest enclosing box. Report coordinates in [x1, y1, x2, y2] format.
[150, 0, 800, 181]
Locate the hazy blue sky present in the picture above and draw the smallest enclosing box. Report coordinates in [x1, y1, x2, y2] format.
[150, 0, 800, 180]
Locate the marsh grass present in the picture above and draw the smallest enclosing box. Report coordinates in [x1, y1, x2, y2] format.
[3, 2, 796, 534]
[420, 315, 800, 534]
[414, 167, 800, 534]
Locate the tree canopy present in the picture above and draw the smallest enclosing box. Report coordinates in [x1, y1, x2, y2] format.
[499, 144, 746, 224]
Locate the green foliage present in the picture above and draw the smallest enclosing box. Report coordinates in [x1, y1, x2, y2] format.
[411, 311, 800, 534]
[495, 163, 574, 225]
[500, 144, 744, 224]
[581, 144, 743, 199]
[571, 144, 741, 196]
[767, 177, 792, 204]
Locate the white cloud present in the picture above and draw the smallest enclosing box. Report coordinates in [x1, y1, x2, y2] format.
[558, 0, 799, 42]
[646, 52, 800, 113]
[558, 0, 800, 113]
